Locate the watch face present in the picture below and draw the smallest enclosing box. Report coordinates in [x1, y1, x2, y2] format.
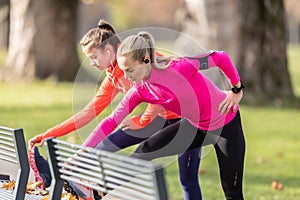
[232, 87, 238, 93]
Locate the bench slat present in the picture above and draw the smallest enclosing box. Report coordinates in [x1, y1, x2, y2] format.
[0, 135, 14, 142]
[0, 149, 17, 157]
[58, 162, 102, 177]
[0, 126, 15, 132]
[104, 176, 155, 195]
[0, 145, 16, 154]
[59, 169, 105, 185]
[0, 140, 15, 148]
[0, 155, 18, 164]
[105, 185, 155, 200]
[102, 163, 151, 180]
[0, 188, 14, 199]
[54, 145, 100, 160]
[57, 156, 102, 172]
[100, 156, 153, 172]
[103, 169, 153, 186]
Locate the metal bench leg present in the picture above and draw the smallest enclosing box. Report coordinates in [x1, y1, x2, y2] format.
[46, 139, 64, 200]
[13, 128, 30, 200]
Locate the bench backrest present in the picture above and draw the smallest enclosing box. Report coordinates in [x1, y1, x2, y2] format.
[46, 138, 168, 200]
[0, 126, 29, 200]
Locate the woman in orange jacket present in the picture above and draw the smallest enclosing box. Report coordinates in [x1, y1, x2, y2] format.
[28, 20, 202, 200]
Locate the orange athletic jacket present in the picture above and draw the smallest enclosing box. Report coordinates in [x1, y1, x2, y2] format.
[35, 63, 179, 143]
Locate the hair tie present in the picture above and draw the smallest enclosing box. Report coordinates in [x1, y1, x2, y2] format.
[98, 24, 105, 29]
[98, 23, 112, 32]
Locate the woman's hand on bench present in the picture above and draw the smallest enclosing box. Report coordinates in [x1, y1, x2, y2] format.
[28, 136, 44, 151]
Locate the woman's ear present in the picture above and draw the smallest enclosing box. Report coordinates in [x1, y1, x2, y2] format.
[104, 45, 114, 58]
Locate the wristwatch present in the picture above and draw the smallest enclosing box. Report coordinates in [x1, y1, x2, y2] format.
[231, 84, 244, 94]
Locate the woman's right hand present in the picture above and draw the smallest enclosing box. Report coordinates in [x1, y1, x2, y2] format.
[28, 137, 37, 151]
[218, 90, 243, 114]
[28, 136, 44, 151]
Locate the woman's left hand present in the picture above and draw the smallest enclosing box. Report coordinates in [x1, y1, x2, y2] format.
[121, 117, 144, 131]
[218, 90, 243, 114]
[120, 119, 131, 131]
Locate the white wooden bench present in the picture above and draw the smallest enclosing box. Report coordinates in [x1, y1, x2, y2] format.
[46, 138, 169, 200]
[0, 126, 43, 200]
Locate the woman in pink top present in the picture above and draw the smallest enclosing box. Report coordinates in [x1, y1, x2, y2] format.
[84, 31, 246, 200]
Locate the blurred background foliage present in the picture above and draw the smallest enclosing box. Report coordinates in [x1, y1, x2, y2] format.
[1, 0, 300, 104]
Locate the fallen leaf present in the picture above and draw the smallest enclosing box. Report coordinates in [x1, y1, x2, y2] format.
[1, 180, 15, 190]
[27, 181, 43, 191]
[255, 156, 266, 164]
[272, 179, 284, 190]
[276, 152, 284, 158]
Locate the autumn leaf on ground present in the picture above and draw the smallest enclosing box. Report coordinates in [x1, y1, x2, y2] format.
[255, 156, 266, 164]
[272, 179, 284, 190]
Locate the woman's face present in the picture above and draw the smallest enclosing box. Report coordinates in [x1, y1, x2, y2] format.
[84, 48, 111, 71]
[118, 55, 151, 83]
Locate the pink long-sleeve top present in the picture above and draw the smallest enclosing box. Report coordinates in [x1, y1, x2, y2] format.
[84, 51, 240, 148]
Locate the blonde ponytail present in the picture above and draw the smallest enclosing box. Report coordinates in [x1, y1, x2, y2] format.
[118, 31, 175, 69]
[137, 32, 157, 66]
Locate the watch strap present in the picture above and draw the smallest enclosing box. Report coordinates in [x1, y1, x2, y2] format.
[231, 83, 244, 93]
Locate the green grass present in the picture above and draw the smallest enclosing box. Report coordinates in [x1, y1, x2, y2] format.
[1, 45, 300, 199]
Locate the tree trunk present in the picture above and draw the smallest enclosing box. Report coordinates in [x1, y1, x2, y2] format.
[0, 0, 9, 49]
[1, 0, 79, 82]
[175, 0, 295, 103]
[237, 0, 294, 101]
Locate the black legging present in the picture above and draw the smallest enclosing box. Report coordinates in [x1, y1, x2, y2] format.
[131, 111, 245, 200]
